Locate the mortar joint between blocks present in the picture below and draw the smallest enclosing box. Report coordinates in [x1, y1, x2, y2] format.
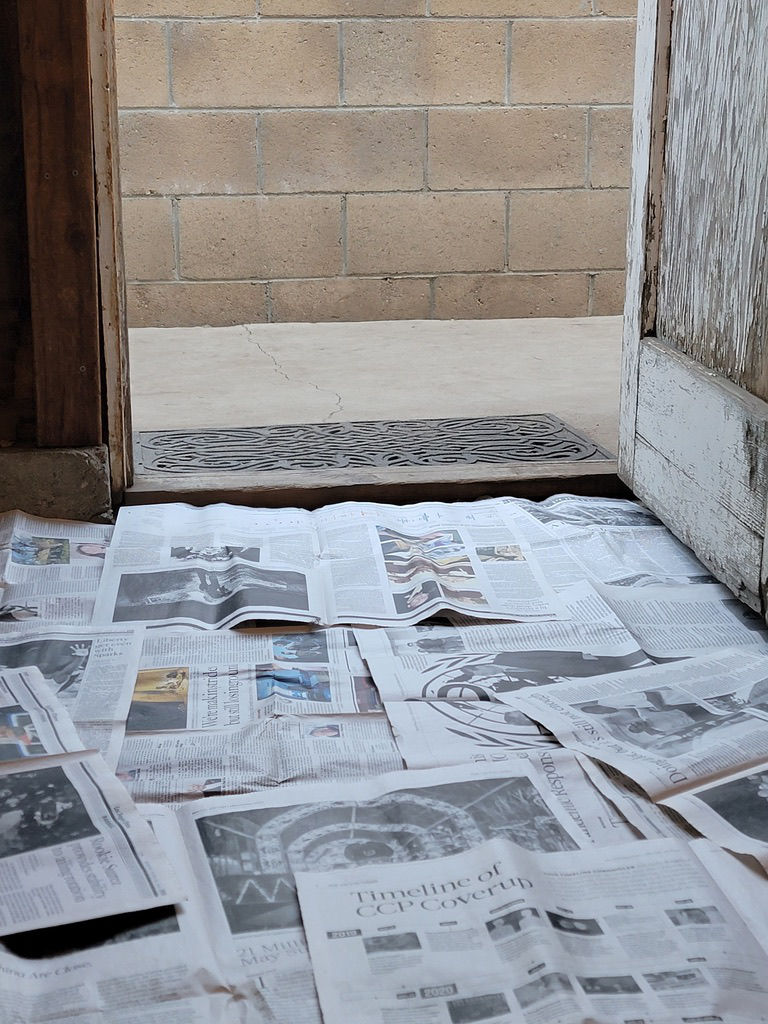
[504, 21, 512, 106]
[164, 21, 176, 108]
[170, 195, 181, 281]
[338, 22, 346, 105]
[423, 109, 429, 191]
[340, 195, 348, 275]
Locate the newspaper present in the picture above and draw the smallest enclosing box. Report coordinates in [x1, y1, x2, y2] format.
[0, 511, 112, 631]
[176, 762, 595, 1023]
[0, 627, 145, 767]
[295, 834, 768, 1024]
[501, 648, 768, 864]
[0, 804, 271, 1023]
[356, 582, 651, 701]
[0, 667, 86, 761]
[94, 500, 566, 629]
[0, 625, 377, 775]
[661, 764, 768, 872]
[132, 627, 380, 733]
[596, 581, 768, 657]
[118, 713, 403, 803]
[500, 648, 768, 801]
[509, 493, 662, 536]
[529, 525, 714, 592]
[378, 714, 636, 846]
[691, 839, 768, 955]
[577, 756, 699, 842]
[383, 700, 557, 766]
[0, 748, 182, 935]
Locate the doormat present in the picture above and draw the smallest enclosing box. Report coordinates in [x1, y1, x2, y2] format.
[133, 415, 612, 476]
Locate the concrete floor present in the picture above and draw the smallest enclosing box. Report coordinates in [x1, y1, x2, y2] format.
[130, 316, 622, 453]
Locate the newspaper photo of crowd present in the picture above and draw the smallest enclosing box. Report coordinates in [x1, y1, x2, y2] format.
[2, 495, 768, 1024]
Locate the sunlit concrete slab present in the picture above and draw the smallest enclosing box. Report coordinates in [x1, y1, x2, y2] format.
[130, 316, 621, 454]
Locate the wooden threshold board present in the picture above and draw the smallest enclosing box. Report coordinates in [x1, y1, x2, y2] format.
[126, 415, 625, 508]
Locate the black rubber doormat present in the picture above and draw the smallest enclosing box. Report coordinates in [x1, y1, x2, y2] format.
[133, 415, 612, 476]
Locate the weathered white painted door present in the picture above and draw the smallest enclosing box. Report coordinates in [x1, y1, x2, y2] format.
[620, 0, 768, 613]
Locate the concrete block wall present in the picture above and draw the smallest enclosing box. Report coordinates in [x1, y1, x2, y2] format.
[116, 1, 636, 326]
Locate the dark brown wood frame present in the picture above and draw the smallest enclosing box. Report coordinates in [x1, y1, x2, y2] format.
[16, 0, 131, 495]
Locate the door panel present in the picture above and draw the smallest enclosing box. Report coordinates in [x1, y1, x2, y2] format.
[631, 337, 768, 610]
[620, 0, 768, 615]
[657, 0, 768, 399]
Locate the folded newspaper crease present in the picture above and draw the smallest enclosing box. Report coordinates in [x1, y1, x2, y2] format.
[2, 496, 768, 1024]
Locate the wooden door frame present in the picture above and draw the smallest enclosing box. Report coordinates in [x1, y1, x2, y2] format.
[620, 0, 768, 615]
[618, 0, 673, 482]
[17, 0, 132, 500]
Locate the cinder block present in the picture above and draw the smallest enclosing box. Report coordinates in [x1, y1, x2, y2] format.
[510, 19, 635, 103]
[171, 21, 338, 107]
[347, 193, 505, 275]
[115, 20, 168, 108]
[127, 282, 268, 327]
[261, 110, 423, 193]
[507, 189, 629, 270]
[122, 197, 176, 280]
[594, 0, 636, 14]
[591, 270, 626, 314]
[179, 196, 342, 279]
[115, 0, 256, 14]
[270, 277, 431, 321]
[428, 108, 586, 190]
[430, 0, 589, 14]
[344, 21, 506, 105]
[119, 111, 259, 195]
[433, 272, 588, 318]
[590, 106, 632, 187]
[262, 0, 422, 13]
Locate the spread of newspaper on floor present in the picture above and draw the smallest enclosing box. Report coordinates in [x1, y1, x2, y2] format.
[1, 496, 768, 1023]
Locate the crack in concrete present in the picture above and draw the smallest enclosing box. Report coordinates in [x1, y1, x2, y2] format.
[245, 325, 344, 422]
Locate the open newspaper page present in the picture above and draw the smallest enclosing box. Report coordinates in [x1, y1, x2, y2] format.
[295, 835, 768, 1024]
[527, 525, 714, 593]
[134, 627, 379, 731]
[176, 762, 593, 1024]
[509, 493, 662, 536]
[315, 499, 567, 625]
[0, 627, 144, 767]
[375, 715, 636, 846]
[0, 749, 182, 935]
[0, 511, 113, 632]
[355, 582, 651, 702]
[118, 713, 403, 803]
[383, 700, 556, 766]
[96, 500, 567, 628]
[690, 838, 768, 955]
[661, 763, 768, 872]
[500, 648, 768, 803]
[577, 755, 700, 842]
[95, 503, 324, 629]
[596, 581, 768, 657]
[0, 667, 87, 761]
[0, 805, 272, 1023]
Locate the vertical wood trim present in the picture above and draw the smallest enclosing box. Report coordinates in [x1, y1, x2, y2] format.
[618, 0, 672, 480]
[88, 0, 134, 496]
[17, 0, 103, 448]
[0, 0, 35, 443]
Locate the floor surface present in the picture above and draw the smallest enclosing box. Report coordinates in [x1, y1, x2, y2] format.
[130, 316, 622, 453]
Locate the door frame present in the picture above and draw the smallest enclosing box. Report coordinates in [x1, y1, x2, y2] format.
[619, 0, 768, 614]
[619, 0, 672, 481]
[17, 0, 132, 500]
